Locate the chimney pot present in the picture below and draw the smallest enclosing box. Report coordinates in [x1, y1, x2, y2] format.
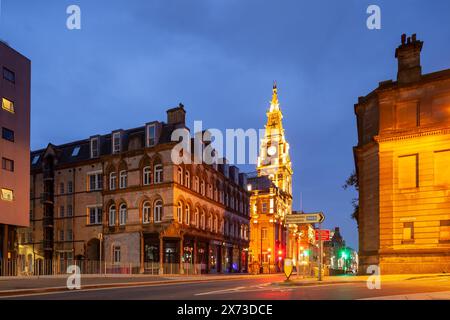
[395, 33, 423, 84]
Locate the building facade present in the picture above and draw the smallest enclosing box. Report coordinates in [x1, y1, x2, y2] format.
[355, 34, 450, 274]
[248, 85, 293, 273]
[19, 105, 250, 274]
[0, 41, 31, 274]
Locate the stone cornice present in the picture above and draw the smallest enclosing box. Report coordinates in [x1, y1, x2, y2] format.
[375, 127, 450, 143]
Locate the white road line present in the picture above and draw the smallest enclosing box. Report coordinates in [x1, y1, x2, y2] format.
[360, 291, 450, 300]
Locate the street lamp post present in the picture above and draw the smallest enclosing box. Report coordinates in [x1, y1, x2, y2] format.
[98, 233, 103, 275]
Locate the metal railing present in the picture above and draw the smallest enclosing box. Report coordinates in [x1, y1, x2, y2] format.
[1, 259, 215, 276]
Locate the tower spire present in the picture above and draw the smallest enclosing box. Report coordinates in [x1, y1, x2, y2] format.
[270, 81, 279, 111]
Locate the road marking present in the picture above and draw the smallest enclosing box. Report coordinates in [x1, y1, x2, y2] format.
[360, 290, 450, 300]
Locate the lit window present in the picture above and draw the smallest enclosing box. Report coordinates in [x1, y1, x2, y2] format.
[72, 146, 81, 157]
[402, 222, 414, 243]
[185, 171, 190, 188]
[2, 97, 14, 114]
[1, 188, 14, 201]
[261, 227, 268, 240]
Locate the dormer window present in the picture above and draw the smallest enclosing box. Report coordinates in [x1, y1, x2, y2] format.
[31, 155, 40, 165]
[72, 146, 81, 157]
[112, 132, 121, 154]
[90, 137, 99, 158]
[146, 124, 156, 147]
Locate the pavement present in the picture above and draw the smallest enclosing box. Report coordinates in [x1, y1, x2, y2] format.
[1, 273, 450, 300]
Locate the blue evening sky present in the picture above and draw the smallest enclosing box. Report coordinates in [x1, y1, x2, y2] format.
[1, 0, 450, 249]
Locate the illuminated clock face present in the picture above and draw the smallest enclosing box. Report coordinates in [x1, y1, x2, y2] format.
[267, 146, 277, 156]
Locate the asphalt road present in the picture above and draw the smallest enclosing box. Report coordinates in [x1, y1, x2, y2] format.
[3, 275, 450, 300]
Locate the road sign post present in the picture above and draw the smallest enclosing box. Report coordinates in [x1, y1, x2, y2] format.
[285, 211, 326, 282]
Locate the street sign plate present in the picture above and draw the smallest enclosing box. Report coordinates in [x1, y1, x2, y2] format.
[285, 212, 325, 224]
[315, 229, 330, 241]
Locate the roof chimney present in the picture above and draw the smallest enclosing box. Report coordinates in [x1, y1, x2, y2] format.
[166, 103, 186, 127]
[395, 33, 423, 84]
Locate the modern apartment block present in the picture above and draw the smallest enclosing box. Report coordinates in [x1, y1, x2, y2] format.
[355, 34, 450, 273]
[0, 41, 31, 271]
[18, 105, 250, 275]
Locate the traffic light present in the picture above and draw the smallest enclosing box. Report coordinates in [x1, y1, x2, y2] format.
[339, 248, 350, 260]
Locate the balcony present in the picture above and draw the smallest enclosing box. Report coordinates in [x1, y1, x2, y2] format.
[43, 240, 53, 251]
[43, 216, 54, 228]
[40, 192, 54, 204]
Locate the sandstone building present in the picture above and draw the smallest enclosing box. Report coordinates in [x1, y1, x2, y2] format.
[355, 34, 450, 274]
[18, 105, 250, 274]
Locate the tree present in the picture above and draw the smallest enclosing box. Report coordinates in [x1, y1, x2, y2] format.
[343, 171, 359, 224]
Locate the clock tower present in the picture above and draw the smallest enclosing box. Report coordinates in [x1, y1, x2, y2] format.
[248, 83, 293, 274]
[257, 83, 293, 196]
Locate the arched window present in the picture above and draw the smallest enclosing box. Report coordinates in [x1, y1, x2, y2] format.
[185, 171, 190, 188]
[214, 215, 218, 233]
[154, 164, 163, 184]
[177, 202, 183, 223]
[194, 176, 199, 192]
[200, 180, 205, 196]
[207, 213, 212, 231]
[143, 166, 151, 186]
[220, 219, 224, 234]
[109, 204, 116, 226]
[214, 188, 218, 202]
[194, 176, 200, 192]
[194, 209, 199, 227]
[119, 203, 127, 225]
[177, 167, 183, 185]
[154, 200, 162, 223]
[208, 184, 212, 198]
[185, 205, 190, 225]
[109, 172, 117, 190]
[119, 171, 127, 189]
[143, 201, 151, 224]
[201, 211, 206, 230]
